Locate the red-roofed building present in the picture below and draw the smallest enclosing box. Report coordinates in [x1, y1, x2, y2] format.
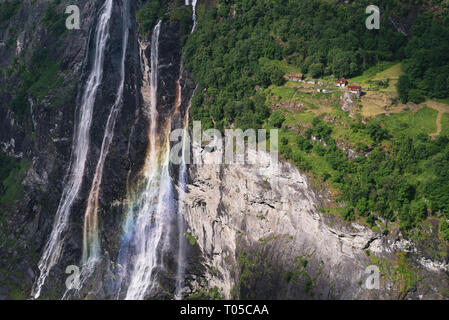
[336, 78, 347, 87]
[348, 85, 362, 97]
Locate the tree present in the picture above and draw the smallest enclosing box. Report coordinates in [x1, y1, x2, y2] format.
[397, 75, 411, 103]
[440, 220, 449, 242]
[342, 206, 355, 221]
[408, 89, 426, 104]
[331, 51, 351, 78]
[258, 58, 285, 87]
[356, 198, 370, 217]
[269, 111, 285, 128]
[366, 120, 389, 143]
[270, 68, 285, 86]
[309, 63, 323, 78]
[281, 137, 289, 145]
[411, 200, 427, 222]
[434, 74, 448, 98]
[447, 74, 449, 94]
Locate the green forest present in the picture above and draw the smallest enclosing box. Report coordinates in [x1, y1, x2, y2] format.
[185, 0, 449, 128]
[1, 0, 449, 301]
[181, 0, 449, 240]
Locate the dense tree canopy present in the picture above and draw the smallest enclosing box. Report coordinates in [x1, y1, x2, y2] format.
[185, 0, 418, 128]
[398, 15, 449, 102]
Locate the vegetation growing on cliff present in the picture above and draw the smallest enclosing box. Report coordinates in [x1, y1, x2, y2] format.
[0, 154, 29, 210]
[1, 49, 62, 120]
[186, 286, 222, 300]
[136, 0, 165, 35]
[269, 90, 449, 234]
[0, 1, 70, 122]
[184, 0, 410, 129]
[0, 0, 22, 26]
[368, 251, 421, 299]
[397, 12, 449, 103]
[0, 153, 20, 199]
[184, 0, 449, 241]
[41, 1, 68, 36]
[136, 0, 193, 44]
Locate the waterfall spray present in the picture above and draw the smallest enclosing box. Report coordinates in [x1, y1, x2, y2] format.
[121, 20, 175, 300]
[174, 99, 191, 300]
[82, 0, 130, 268]
[191, 0, 198, 32]
[116, 0, 199, 299]
[175, 1, 199, 298]
[32, 0, 114, 299]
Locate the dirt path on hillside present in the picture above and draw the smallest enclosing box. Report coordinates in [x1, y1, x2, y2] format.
[430, 111, 443, 138]
[426, 101, 449, 138]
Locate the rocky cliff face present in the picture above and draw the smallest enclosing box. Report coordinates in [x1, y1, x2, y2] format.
[0, 0, 196, 299]
[0, 0, 148, 298]
[181, 146, 449, 299]
[0, 0, 448, 300]
[0, 0, 97, 298]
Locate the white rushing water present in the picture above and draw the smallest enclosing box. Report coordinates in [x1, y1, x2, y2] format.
[124, 21, 178, 300]
[122, 2, 199, 299]
[174, 2, 198, 298]
[32, 0, 114, 299]
[191, 0, 198, 32]
[82, 0, 130, 268]
[174, 102, 191, 300]
[185, 0, 198, 32]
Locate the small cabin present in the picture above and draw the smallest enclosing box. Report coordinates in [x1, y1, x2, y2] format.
[336, 78, 347, 87]
[288, 74, 305, 82]
[347, 85, 362, 97]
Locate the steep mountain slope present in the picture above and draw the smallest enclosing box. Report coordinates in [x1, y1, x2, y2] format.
[184, 145, 449, 299]
[0, 0, 448, 300]
[0, 0, 149, 298]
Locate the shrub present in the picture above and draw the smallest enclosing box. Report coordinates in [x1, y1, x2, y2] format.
[136, 0, 164, 35]
[408, 89, 426, 104]
[440, 220, 449, 242]
[309, 63, 323, 78]
[269, 111, 285, 128]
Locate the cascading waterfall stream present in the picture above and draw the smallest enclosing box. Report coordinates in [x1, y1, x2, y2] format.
[174, 2, 198, 297]
[191, 0, 198, 32]
[119, 2, 198, 299]
[82, 0, 130, 268]
[120, 21, 178, 300]
[185, 0, 198, 32]
[32, 0, 114, 299]
[37, 0, 199, 299]
[174, 99, 191, 300]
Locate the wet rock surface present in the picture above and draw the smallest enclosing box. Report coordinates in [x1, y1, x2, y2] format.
[0, 0, 448, 300]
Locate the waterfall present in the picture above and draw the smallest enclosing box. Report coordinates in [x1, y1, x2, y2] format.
[82, 0, 130, 268]
[174, 99, 191, 300]
[185, 0, 198, 32]
[32, 0, 114, 299]
[174, 1, 199, 298]
[112, 1, 200, 300]
[191, 0, 198, 32]
[117, 15, 197, 299]
[116, 20, 179, 300]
